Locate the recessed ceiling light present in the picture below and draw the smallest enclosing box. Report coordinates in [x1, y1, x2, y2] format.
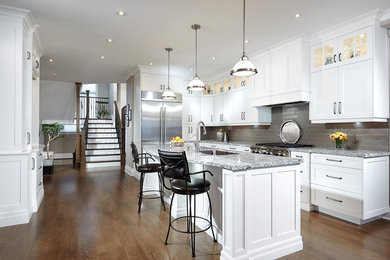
[52, 73, 56, 76]
[244, 40, 249, 44]
[101, 56, 105, 59]
[107, 38, 113, 43]
[116, 10, 127, 16]
[212, 57, 216, 60]
[149, 62, 153, 66]
[48, 59, 53, 63]
[294, 13, 301, 18]
[190, 68, 193, 72]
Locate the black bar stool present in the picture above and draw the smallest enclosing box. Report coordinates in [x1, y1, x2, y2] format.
[131, 142, 166, 213]
[158, 149, 217, 257]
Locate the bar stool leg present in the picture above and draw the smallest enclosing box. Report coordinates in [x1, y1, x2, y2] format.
[138, 172, 145, 213]
[186, 194, 190, 232]
[207, 192, 217, 242]
[158, 172, 166, 211]
[192, 195, 196, 257]
[165, 193, 175, 245]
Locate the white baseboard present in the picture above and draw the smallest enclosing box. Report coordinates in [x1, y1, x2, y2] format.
[125, 165, 140, 180]
[300, 202, 316, 212]
[0, 208, 32, 228]
[383, 212, 390, 221]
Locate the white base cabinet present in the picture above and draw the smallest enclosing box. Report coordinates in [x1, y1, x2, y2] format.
[30, 149, 44, 212]
[310, 153, 389, 224]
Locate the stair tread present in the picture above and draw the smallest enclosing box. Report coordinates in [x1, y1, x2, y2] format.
[87, 137, 118, 139]
[86, 160, 121, 163]
[85, 154, 121, 157]
[87, 142, 120, 145]
[85, 148, 120, 150]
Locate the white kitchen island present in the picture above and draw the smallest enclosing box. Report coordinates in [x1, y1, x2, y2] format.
[142, 146, 303, 259]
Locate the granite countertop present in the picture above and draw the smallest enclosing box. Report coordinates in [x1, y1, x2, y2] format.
[289, 147, 390, 159]
[144, 145, 301, 171]
[199, 140, 253, 147]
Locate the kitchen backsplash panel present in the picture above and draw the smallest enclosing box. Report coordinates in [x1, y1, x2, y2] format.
[203, 103, 389, 151]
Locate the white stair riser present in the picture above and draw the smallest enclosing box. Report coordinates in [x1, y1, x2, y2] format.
[87, 143, 119, 149]
[88, 119, 113, 123]
[88, 133, 117, 138]
[88, 138, 118, 144]
[85, 149, 121, 155]
[86, 155, 121, 162]
[86, 162, 121, 168]
[88, 124, 115, 128]
[88, 128, 116, 133]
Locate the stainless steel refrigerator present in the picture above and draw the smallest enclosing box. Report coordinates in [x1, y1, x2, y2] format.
[141, 91, 182, 146]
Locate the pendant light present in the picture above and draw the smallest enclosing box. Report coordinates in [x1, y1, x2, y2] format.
[231, 0, 258, 77]
[162, 47, 176, 100]
[187, 24, 206, 91]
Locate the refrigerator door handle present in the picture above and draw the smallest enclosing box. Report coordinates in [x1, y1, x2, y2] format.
[160, 107, 163, 145]
[162, 106, 166, 144]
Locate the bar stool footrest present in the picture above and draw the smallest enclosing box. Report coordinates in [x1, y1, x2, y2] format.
[170, 216, 212, 234]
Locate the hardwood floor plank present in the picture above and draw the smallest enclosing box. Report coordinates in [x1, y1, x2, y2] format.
[0, 165, 389, 260]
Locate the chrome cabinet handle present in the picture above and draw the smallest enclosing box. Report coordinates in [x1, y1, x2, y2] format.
[326, 158, 342, 163]
[27, 132, 31, 145]
[35, 60, 40, 69]
[32, 158, 35, 170]
[39, 166, 43, 170]
[211, 115, 212, 122]
[326, 196, 342, 203]
[27, 51, 31, 60]
[229, 147, 236, 150]
[338, 53, 342, 62]
[243, 112, 245, 120]
[333, 102, 336, 114]
[326, 174, 342, 180]
[211, 145, 217, 148]
[333, 54, 336, 63]
[295, 155, 303, 158]
[338, 102, 341, 114]
[38, 181, 43, 187]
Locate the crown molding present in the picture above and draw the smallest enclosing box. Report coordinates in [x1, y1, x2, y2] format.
[0, 4, 29, 21]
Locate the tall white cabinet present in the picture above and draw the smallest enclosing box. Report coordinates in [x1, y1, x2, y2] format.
[0, 5, 43, 227]
[310, 19, 389, 123]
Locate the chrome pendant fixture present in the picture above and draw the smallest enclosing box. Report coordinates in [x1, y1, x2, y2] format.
[162, 47, 176, 100]
[187, 24, 206, 91]
[231, 0, 258, 77]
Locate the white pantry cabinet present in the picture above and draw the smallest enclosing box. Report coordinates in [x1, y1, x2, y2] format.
[310, 153, 389, 224]
[251, 37, 310, 106]
[310, 22, 388, 123]
[0, 5, 43, 227]
[141, 72, 181, 93]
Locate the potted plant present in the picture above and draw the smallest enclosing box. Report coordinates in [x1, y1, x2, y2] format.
[41, 122, 64, 173]
[97, 103, 110, 119]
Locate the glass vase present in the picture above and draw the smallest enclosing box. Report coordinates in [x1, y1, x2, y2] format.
[335, 139, 343, 149]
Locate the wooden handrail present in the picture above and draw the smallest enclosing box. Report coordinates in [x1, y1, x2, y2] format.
[81, 90, 90, 168]
[114, 101, 126, 171]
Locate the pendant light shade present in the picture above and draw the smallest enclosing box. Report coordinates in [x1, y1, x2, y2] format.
[162, 47, 176, 100]
[231, 0, 258, 77]
[187, 24, 206, 91]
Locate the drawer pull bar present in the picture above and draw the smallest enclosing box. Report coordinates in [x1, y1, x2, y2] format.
[326, 174, 342, 180]
[295, 155, 303, 158]
[326, 196, 342, 203]
[38, 181, 43, 187]
[229, 147, 236, 150]
[326, 158, 342, 163]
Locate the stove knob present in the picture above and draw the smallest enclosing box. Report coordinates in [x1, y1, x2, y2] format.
[268, 152, 273, 155]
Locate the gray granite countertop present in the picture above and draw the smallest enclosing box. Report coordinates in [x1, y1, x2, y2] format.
[199, 140, 253, 147]
[289, 147, 390, 159]
[144, 145, 301, 171]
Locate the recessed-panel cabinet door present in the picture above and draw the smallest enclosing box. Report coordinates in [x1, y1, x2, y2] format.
[311, 39, 338, 72]
[141, 73, 162, 92]
[338, 26, 372, 67]
[270, 49, 288, 94]
[338, 60, 373, 119]
[252, 54, 270, 100]
[200, 96, 214, 125]
[310, 68, 338, 121]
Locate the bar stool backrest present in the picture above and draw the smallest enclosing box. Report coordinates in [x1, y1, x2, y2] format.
[131, 142, 141, 170]
[158, 150, 191, 183]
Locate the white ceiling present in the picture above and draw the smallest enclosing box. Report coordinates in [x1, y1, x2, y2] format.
[1, 0, 390, 83]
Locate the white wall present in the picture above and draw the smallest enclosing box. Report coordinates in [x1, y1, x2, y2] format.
[97, 83, 109, 98]
[40, 80, 75, 122]
[125, 76, 134, 169]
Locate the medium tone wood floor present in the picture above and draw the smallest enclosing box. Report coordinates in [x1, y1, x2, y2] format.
[0, 165, 389, 260]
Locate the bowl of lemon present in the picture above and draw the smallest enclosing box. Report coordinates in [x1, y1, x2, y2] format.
[170, 136, 184, 147]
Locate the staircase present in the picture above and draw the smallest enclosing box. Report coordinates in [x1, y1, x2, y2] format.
[85, 119, 121, 168]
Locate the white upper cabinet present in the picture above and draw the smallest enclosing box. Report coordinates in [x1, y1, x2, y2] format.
[310, 20, 388, 123]
[200, 95, 214, 125]
[141, 72, 180, 93]
[182, 95, 201, 124]
[251, 38, 310, 106]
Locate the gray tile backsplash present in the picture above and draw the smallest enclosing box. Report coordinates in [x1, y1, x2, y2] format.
[203, 103, 390, 151]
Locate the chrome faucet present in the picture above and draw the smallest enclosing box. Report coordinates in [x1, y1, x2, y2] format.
[195, 121, 207, 153]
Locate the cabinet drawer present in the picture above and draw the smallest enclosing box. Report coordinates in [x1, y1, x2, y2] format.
[37, 168, 43, 193]
[291, 152, 310, 183]
[300, 184, 310, 204]
[311, 186, 362, 219]
[311, 163, 361, 193]
[311, 153, 362, 169]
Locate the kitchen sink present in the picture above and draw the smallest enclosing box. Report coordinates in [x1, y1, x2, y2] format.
[200, 150, 237, 155]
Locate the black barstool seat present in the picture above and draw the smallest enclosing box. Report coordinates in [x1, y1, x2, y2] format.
[171, 179, 211, 195]
[137, 163, 161, 172]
